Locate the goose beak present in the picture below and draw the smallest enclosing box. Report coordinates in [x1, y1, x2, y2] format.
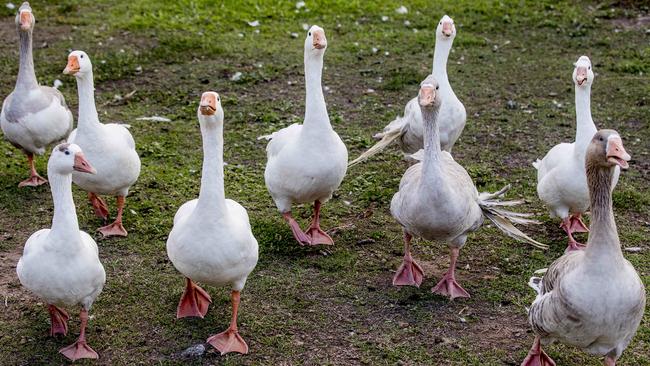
[19, 11, 31, 30]
[441, 21, 453, 37]
[576, 66, 588, 86]
[419, 87, 436, 107]
[312, 30, 327, 50]
[73, 153, 96, 174]
[606, 137, 630, 170]
[63, 55, 80, 75]
[200, 92, 217, 116]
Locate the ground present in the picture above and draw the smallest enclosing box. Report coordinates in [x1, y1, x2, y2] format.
[0, 1, 648, 365]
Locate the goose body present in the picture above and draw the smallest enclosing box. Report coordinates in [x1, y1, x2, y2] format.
[64, 50, 140, 237]
[349, 15, 465, 166]
[167, 92, 258, 355]
[1, 2, 73, 187]
[534, 56, 619, 250]
[390, 75, 544, 299]
[523, 130, 644, 366]
[16, 143, 105, 361]
[262, 26, 348, 245]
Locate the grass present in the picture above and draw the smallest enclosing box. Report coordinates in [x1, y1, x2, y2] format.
[0, 0, 648, 365]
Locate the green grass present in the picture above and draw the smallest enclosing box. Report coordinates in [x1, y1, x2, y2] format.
[0, 0, 648, 365]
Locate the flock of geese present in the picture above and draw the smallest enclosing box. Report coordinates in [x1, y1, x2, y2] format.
[1, 3, 645, 365]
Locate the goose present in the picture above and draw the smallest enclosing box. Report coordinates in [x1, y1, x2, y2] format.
[349, 15, 465, 167]
[63, 50, 141, 237]
[1, 2, 73, 187]
[522, 130, 644, 366]
[390, 75, 546, 299]
[166, 92, 259, 355]
[260, 25, 348, 245]
[534, 56, 619, 251]
[16, 143, 105, 361]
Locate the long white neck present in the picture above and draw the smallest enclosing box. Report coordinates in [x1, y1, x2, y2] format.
[432, 39, 452, 88]
[16, 29, 38, 91]
[47, 171, 81, 242]
[421, 106, 443, 182]
[195, 120, 227, 215]
[574, 84, 597, 155]
[75, 72, 101, 133]
[302, 52, 331, 134]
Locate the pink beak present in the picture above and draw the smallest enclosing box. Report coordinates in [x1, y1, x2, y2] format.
[419, 87, 436, 106]
[312, 30, 327, 50]
[73, 153, 96, 174]
[576, 66, 588, 86]
[606, 137, 631, 170]
[20, 11, 31, 31]
[442, 22, 453, 37]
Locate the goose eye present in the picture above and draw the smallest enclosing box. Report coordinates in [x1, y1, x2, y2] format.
[308, 32, 311, 36]
[436, 86, 439, 90]
[599, 137, 604, 141]
[80, 55, 84, 59]
[64, 150, 70, 155]
[588, 66, 591, 70]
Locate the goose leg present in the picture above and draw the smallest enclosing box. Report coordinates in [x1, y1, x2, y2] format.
[282, 212, 311, 245]
[18, 154, 47, 187]
[48, 304, 69, 336]
[431, 247, 470, 299]
[207, 290, 249, 355]
[59, 309, 99, 361]
[98, 196, 128, 237]
[392, 232, 424, 287]
[305, 200, 334, 245]
[604, 356, 616, 366]
[520, 336, 556, 366]
[560, 217, 586, 251]
[88, 192, 109, 221]
[176, 277, 212, 319]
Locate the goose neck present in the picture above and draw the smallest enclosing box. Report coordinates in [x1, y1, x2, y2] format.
[75, 72, 101, 132]
[16, 30, 38, 91]
[422, 107, 443, 179]
[574, 85, 596, 154]
[302, 52, 331, 133]
[196, 122, 227, 215]
[432, 39, 452, 86]
[48, 171, 81, 242]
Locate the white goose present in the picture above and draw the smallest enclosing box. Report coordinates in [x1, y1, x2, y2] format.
[390, 75, 545, 299]
[523, 130, 644, 366]
[63, 50, 141, 237]
[17, 143, 105, 361]
[261, 25, 348, 245]
[349, 15, 465, 166]
[1, 2, 73, 187]
[167, 92, 259, 355]
[534, 56, 619, 251]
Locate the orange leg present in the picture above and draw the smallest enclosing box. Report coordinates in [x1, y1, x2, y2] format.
[18, 153, 47, 187]
[59, 309, 99, 361]
[98, 196, 128, 237]
[206, 290, 249, 355]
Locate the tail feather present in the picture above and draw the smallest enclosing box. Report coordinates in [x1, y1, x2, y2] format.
[479, 184, 548, 250]
[348, 120, 405, 167]
[532, 159, 541, 170]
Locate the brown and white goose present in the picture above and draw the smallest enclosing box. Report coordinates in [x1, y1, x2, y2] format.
[522, 130, 644, 366]
[1, 2, 73, 187]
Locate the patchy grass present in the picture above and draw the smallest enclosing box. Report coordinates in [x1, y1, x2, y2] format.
[0, 1, 648, 365]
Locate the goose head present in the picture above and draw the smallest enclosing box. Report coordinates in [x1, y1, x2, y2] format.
[16, 2, 35, 32]
[49, 143, 96, 175]
[418, 75, 442, 110]
[197, 91, 224, 124]
[436, 15, 456, 41]
[586, 130, 630, 170]
[63, 50, 92, 77]
[304, 25, 327, 56]
[573, 56, 594, 87]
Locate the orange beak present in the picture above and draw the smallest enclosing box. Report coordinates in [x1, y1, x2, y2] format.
[606, 137, 631, 170]
[200, 92, 217, 116]
[576, 66, 588, 86]
[312, 30, 327, 50]
[442, 22, 453, 37]
[20, 11, 31, 30]
[73, 153, 96, 174]
[419, 87, 436, 107]
[63, 55, 80, 75]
